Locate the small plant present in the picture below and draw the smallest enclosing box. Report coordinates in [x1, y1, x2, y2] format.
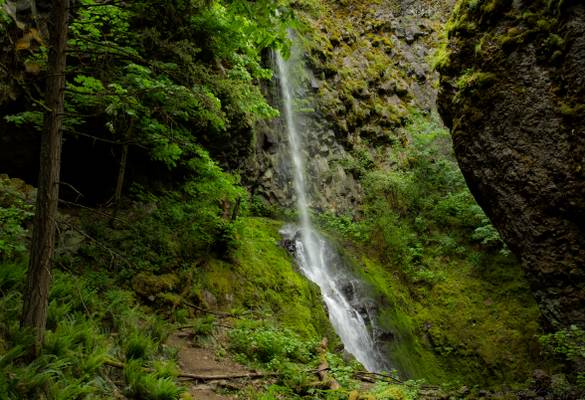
[124, 360, 183, 400]
[369, 379, 422, 400]
[315, 212, 366, 242]
[125, 333, 157, 360]
[539, 325, 585, 364]
[229, 322, 315, 365]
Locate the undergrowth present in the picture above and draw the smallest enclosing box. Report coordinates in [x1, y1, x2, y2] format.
[0, 261, 184, 400]
[227, 318, 420, 400]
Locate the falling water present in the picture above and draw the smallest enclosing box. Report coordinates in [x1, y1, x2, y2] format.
[275, 50, 387, 372]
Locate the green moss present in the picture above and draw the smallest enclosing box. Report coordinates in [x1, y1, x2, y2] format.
[297, 0, 414, 146]
[337, 240, 545, 386]
[352, 253, 447, 382]
[432, 45, 451, 71]
[456, 70, 497, 92]
[195, 217, 335, 340]
[312, 113, 551, 387]
[481, 0, 511, 17]
[559, 102, 585, 117]
[132, 272, 180, 297]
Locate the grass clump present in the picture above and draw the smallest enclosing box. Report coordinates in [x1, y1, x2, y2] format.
[124, 360, 183, 400]
[125, 333, 157, 360]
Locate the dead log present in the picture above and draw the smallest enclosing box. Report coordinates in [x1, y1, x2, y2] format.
[352, 370, 403, 384]
[316, 338, 341, 390]
[177, 371, 279, 381]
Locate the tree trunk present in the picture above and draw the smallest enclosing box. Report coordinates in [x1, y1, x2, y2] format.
[110, 121, 133, 226]
[21, 0, 70, 357]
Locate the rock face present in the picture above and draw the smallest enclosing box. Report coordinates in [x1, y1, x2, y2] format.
[247, 47, 363, 213]
[248, 0, 453, 213]
[438, 1, 585, 328]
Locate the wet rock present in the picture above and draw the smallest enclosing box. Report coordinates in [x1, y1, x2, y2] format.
[375, 330, 395, 342]
[341, 281, 356, 300]
[263, 168, 273, 180]
[248, 0, 446, 215]
[310, 77, 321, 89]
[378, 80, 397, 95]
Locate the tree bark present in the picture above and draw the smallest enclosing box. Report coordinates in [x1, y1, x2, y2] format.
[21, 0, 70, 357]
[110, 121, 132, 226]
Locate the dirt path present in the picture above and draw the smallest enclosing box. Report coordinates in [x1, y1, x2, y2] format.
[167, 332, 252, 399]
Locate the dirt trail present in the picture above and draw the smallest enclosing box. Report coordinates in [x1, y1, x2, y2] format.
[167, 332, 251, 400]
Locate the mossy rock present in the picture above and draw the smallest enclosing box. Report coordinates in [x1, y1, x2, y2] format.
[132, 272, 180, 300]
[193, 217, 336, 340]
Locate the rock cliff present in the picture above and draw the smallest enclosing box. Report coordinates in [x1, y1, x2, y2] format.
[248, 0, 453, 213]
[438, 0, 585, 328]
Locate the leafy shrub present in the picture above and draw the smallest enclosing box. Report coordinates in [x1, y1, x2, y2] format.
[229, 321, 316, 366]
[540, 325, 585, 385]
[358, 112, 508, 271]
[315, 212, 366, 242]
[539, 325, 585, 364]
[250, 195, 281, 218]
[0, 176, 34, 261]
[80, 146, 248, 277]
[369, 380, 422, 400]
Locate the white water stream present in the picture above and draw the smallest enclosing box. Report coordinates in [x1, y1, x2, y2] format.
[275, 50, 387, 372]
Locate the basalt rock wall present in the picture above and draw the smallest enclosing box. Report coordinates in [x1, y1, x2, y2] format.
[248, 0, 454, 213]
[438, 0, 585, 328]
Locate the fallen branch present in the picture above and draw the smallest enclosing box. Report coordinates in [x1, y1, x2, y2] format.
[177, 323, 232, 331]
[316, 338, 341, 390]
[103, 359, 278, 381]
[58, 199, 128, 224]
[352, 374, 376, 383]
[104, 359, 125, 368]
[58, 219, 134, 268]
[177, 371, 279, 381]
[352, 370, 403, 384]
[182, 301, 242, 318]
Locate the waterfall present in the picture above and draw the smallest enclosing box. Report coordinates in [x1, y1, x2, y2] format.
[275, 49, 388, 373]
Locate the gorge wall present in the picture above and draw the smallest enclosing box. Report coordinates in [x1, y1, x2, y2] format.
[438, 0, 585, 328]
[248, 0, 454, 213]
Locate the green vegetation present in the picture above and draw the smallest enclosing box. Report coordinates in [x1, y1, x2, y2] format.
[3, 0, 289, 171]
[539, 326, 585, 389]
[0, 176, 34, 260]
[297, 1, 412, 144]
[0, 174, 421, 399]
[316, 113, 544, 386]
[0, 0, 576, 398]
[228, 318, 423, 400]
[0, 260, 183, 399]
